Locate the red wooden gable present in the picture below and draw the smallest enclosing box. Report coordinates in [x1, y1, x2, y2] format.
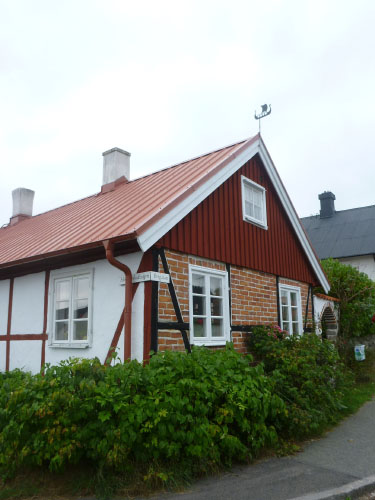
[158, 154, 318, 285]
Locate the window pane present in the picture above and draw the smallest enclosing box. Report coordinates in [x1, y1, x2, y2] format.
[74, 299, 88, 319]
[210, 277, 222, 296]
[291, 307, 298, 322]
[254, 204, 262, 221]
[284, 321, 292, 334]
[254, 189, 262, 206]
[55, 321, 68, 341]
[211, 318, 224, 337]
[281, 291, 288, 305]
[76, 277, 89, 299]
[56, 280, 70, 301]
[193, 318, 206, 337]
[193, 295, 205, 316]
[245, 184, 253, 203]
[192, 274, 205, 294]
[56, 301, 69, 320]
[290, 292, 297, 306]
[282, 305, 289, 321]
[245, 201, 254, 218]
[292, 322, 299, 335]
[210, 297, 222, 316]
[73, 321, 88, 341]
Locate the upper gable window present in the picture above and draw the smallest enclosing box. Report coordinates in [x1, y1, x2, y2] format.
[241, 176, 268, 229]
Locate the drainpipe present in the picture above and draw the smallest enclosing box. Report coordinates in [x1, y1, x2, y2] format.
[103, 239, 132, 361]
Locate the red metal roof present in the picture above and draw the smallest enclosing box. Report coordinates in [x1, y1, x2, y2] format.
[0, 138, 249, 268]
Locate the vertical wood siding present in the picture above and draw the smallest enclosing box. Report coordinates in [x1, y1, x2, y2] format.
[158, 154, 318, 285]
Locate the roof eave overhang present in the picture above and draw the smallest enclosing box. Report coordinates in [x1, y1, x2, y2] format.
[0, 232, 138, 275]
[136, 135, 330, 293]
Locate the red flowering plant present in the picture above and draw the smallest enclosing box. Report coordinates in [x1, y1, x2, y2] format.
[246, 324, 289, 363]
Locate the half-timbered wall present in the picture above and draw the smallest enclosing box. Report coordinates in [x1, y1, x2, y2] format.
[158, 154, 318, 285]
[157, 249, 314, 354]
[0, 252, 145, 373]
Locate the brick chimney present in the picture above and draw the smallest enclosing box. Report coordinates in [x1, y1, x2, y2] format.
[10, 188, 35, 226]
[101, 147, 131, 193]
[319, 191, 336, 218]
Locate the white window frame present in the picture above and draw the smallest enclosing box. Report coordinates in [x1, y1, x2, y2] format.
[189, 264, 230, 346]
[241, 175, 268, 229]
[48, 268, 94, 348]
[279, 284, 303, 336]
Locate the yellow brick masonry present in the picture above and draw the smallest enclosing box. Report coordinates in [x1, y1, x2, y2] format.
[157, 249, 313, 353]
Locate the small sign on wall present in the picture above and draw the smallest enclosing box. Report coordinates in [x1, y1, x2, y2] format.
[120, 272, 170, 285]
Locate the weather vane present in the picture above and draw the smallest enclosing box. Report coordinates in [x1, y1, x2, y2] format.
[254, 104, 271, 134]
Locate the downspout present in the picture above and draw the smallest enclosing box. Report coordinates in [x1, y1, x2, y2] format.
[103, 239, 132, 361]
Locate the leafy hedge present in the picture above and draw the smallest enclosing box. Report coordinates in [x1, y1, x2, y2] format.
[319, 258, 375, 338]
[0, 337, 352, 482]
[247, 326, 352, 438]
[0, 347, 283, 478]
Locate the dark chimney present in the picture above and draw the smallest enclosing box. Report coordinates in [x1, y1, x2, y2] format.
[319, 191, 335, 218]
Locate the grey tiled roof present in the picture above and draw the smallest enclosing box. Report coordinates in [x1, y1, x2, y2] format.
[301, 205, 375, 259]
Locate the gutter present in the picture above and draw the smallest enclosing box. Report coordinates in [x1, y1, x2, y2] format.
[103, 239, 132, 361]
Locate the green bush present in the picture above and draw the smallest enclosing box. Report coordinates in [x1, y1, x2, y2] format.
[0, 347, 283, 478]
[247, 325, 353, 438]
[320, 258, 375, 338]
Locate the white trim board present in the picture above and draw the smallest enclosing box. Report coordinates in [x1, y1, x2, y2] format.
[137, 136, 329, 293]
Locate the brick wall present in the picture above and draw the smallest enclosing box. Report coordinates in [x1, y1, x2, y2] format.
[156, 249, 313, 353]
[231, 266, 278, 353]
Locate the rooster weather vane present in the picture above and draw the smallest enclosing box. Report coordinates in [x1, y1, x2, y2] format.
[254, 104, 271, 133]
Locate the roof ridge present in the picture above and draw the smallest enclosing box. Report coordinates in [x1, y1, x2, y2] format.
[334, 204, 375, 213]
[301, 204, 375, 220]
[1, 137, 250, 228]
[130, 137, 250, 182]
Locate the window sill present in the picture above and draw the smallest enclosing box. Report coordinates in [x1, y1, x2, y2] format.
[49, 343, 90, 349]
[191, 339, 228, 346]
[243, 216, 268, 230]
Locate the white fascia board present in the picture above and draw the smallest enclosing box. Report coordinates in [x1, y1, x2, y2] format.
[137, 138, 329, 294]
[137, 140, 260, 252]
[257, 141, 329, 294]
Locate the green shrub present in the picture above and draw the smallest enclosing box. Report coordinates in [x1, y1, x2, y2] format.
[319, 258, 375, 338]
[0, 347, 284, 478]
[247, 325, 353, 438]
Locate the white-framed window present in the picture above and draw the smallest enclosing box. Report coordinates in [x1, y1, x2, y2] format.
[279, 284, 303, 335]
[49, 269, 94, 348]
[241, 175, 268, 229]
[189, 265, 230, 345]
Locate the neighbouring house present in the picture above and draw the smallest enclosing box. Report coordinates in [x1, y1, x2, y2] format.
[0, 134, 331, 373]
[301, 192, 375, 280]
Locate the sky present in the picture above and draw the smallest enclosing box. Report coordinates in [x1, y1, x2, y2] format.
[1, 0, 375, 226]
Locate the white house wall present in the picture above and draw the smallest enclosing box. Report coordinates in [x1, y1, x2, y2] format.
[131, 282, 144, 361]
[10, 340, 42, 372]
[0, 251, 144, 373]
[0, 338, 6, 372]
[339, 255, 375, 281]
[12, 273, 45, 333]
[0, 279, 10, 334]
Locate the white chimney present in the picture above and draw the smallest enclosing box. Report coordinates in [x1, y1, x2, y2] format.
[102, 147, 130, 192]
[10, 187, 35, 225]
